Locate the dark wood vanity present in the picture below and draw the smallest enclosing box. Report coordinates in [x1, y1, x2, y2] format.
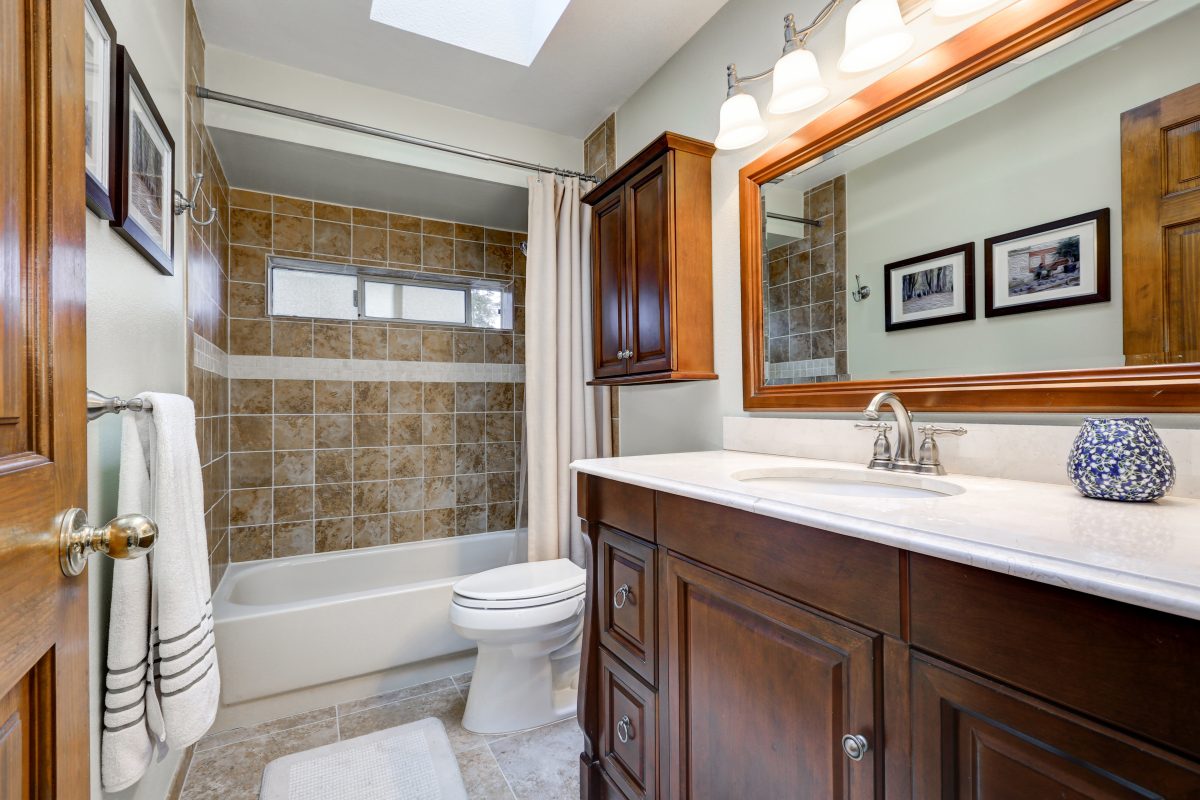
[576, 474, 1200, 799]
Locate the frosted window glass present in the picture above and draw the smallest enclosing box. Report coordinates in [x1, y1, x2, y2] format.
[399, 284, 467, 324]
[271, 269, 357, 320]
[362, 281, 403, 318]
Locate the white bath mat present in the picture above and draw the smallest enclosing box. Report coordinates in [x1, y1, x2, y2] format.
[259, 717, 468, 800]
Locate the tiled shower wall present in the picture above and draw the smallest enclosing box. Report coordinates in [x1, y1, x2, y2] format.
[184, 0, 231, 589]
[764, 175, 849, 385]
[584, 114, 621, 454]
[224, 188, 526, 561]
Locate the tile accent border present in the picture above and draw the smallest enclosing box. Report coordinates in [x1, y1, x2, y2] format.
[194, 335, 229, 377]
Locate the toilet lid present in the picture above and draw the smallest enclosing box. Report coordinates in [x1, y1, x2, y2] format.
[452, 584, 584, 610]
[453, 559, 585, 602]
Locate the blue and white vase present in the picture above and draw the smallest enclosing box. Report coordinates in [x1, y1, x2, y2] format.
[1067, 417, 1175, 502]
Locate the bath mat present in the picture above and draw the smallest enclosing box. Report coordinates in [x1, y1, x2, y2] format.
[259, 717, 468, 800]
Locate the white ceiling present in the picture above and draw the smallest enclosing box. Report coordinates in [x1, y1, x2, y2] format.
[193, 0, 732, 138]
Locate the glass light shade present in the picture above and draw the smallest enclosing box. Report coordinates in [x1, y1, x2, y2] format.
[715, 91, 769, 151]
[837, 0, 915, 74]
[767, 48, 830, 115]
[933, 0, 1002, 16]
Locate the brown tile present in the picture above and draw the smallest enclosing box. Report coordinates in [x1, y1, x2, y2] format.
[273, 213, 313, 253]
[354, 381, 390, 414]
[274, 415, 314, 450]
[354, 481, 389, 516]
[315, 449, 353, 483]
[354, 447, 390, 482]
[423, 476, 455, 509]
[315, 380, 353, 413]
[422, 218, 455, 237]
[488, 502, 515, 531]
[485, 228, 514, 246]
[354, 414, 388, 447]
[390, 512, 422, 543]
[485, 243, 514, 277]
[353, 515, 390, 548]
[422, 236, 454, 269]
[315, 201, 351, 223]
[485, 382, 514, 411]
[316, 518, 353, 552]
[422, 382, 455, 413]
[273, 320, 313, 357]
[230, 525, 272, 561]
[388, 213, 421, 232]
[229, 188, 272, 211]
[422, 413, 453, 445]
[423, 508, 456, 539]
[274, 450, 314, 486]
[456, 504, 487, 536]
[231, 451, 273, 489]
[273, 486, 313, 523]
[388, 328, 421, 361]
[456, 474, 487, 506]
[230, 415, 272, 452]
[352, 207, 388, 228]
[352, 325, 388, 360]
[421, 331, 453, 362]
[389, 479, 423, 512]
[389, 414, 422, 446]
[388, 230, 421, 265]
[273, 195, 313, 217]
[454, 223, 484, 242]
[274, 380, 314, 413]
[313, 323, 352, 359]
[353, 225, 388, 261]
[230, 245, 268, 282]
[455, 382, 485, 412]
[456, 443, 485, 475]
[314, 220, 351, 257]
[486, 442, 515, 473]
[485, 332, 514, 364]
[485, 412, 515, 442]
[389, 446, 423, 479]
[453, 332, 485, 363]
[314, 482, 353, 519]
[453, 240, 484, 273]
[487, 472, 515, 503]
[230, 318, 270, 355]
[274, 522, 314, 557]
[388, 381, 423, 413]
[315, 415, 353, 449]
[230, 488, 271, 526]
[231, 379, 272, 414]
[229, 282, 265, 318]
[456, 413, 485, 444]
[230, 207, 271, 247]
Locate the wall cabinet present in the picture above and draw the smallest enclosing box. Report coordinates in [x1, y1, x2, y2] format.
[583, 133, 716, 386]
[576, 475, 1200, 799]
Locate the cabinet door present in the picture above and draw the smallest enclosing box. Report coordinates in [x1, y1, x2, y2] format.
[598, 527, 657, 685]
[912, 654, 1200, 798]
[592, 188, 628, 378]
[625, 156, 673, 375]
[663, 556, 878, 800]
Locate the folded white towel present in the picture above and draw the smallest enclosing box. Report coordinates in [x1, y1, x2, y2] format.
[101, 393, 220, 792]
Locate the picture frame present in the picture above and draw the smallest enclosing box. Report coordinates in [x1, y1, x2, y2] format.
[84, 0, 118, 219]
[883, 243, 975, 332]
[984, 209, 1110, 318]
[112, 47, 175, 276]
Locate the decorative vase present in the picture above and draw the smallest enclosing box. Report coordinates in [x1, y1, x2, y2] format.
[1067, 417, 1176, 502]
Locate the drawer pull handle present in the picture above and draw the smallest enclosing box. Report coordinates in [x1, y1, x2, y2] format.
[841, 733, 869, 761]
[613, 583, 631, 609]
[617, 715, 635, 744]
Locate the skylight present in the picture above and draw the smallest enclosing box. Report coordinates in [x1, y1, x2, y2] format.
[369, 0, 572, 67]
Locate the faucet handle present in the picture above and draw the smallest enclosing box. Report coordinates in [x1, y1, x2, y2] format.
[855, 422, 893, 467]
[917, 425, 966, 475]
[854, 422, 892, 432]
[918, 425, 967, 437]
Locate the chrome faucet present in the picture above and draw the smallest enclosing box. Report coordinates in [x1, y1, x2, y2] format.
[859, 391, 968, 475]
[862, 392, 918, 470]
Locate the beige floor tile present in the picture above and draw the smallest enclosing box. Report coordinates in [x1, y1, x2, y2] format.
[488, 719, 582, 800]
[196, 706, 336, 752]
[181, 719, 338, 800]
[334, 676, 456, 716]
[457, 745, 516, 800]
[336, 687, 487, 753]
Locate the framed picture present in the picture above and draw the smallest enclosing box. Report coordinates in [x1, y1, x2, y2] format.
[984, 209, 1110, 317]
[84, 0, 118, 219]
[112, 47, 175, 276]
[884, 243, 975, 332]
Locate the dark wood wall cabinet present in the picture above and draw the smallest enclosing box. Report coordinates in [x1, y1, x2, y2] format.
[583, 133, 717, 386]
[576, 474, 1200, 799]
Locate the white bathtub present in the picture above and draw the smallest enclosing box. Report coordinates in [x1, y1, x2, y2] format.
[213, 530, 516, 712]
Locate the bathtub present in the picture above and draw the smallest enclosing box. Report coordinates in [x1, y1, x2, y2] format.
[213, 530, 517, 713]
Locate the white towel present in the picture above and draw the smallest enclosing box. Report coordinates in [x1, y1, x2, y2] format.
[101, 393, 220, 792]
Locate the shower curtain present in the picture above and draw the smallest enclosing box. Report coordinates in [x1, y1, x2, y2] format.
[525, 174, 611, 564]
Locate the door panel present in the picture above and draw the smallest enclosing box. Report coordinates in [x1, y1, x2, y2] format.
[0, 0, 90, 796]
[664, 556, 878, 800]
[598, 527, 656, 685]
[626, 157, 672, 374]
[592, 189, 628, 378]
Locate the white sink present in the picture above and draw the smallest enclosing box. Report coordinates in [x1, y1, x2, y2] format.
[731, 466, 964, 499]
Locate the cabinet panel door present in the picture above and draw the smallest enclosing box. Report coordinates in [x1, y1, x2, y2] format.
[600, 650, 658, 800]
[592, 188, 628, 378]
[598, 527, 657, 685]
[626, 156, 673, 374]
[911, 654, 1200, 798]
[664, 556, 878, 800]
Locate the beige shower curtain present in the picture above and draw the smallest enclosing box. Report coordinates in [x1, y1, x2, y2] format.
[525, 174, 611, 564]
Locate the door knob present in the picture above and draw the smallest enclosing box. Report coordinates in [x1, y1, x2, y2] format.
[841, 733, 869, 761]
[58, 508, 157, 577]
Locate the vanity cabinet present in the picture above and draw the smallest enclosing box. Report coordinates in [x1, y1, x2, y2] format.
[576, 474, 1200, 799]
[583, 133, 716, 386]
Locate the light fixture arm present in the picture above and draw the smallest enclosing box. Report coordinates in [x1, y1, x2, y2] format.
[726, 4, 846, 96]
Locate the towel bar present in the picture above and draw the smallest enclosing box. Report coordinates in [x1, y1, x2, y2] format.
[87, 389, 154, 421]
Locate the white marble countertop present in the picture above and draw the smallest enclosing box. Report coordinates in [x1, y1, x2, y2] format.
[570, 450, 1200, 622]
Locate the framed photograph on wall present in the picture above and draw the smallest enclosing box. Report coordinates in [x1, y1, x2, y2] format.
[84, 0, 118, 219]
[884, 243, 975, 332]
[984, 209, 1110, 317]
[112, 47, 175, 275]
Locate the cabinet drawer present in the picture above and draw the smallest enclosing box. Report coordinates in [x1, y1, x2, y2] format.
[598, 527, 657, 684]
[600, 650, 658, 800]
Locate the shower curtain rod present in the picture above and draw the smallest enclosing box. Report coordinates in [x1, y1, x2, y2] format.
[195, 86, 599, 183]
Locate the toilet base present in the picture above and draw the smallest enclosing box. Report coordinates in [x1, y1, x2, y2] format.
[461, 628, 581, 735]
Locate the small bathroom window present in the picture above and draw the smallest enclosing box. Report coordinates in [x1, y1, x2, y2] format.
[268, 256, 512, 330]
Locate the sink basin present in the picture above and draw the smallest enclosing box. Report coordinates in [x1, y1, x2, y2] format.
[731, 466, 965, 499]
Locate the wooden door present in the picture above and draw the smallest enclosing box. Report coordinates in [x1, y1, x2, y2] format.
[911, 654, 1200, 797]
[625, 156, 673, 375]
[0, 0, 91, 797]
[1121, 82, 1200, 365]
[592, 188, 628, 379]
[663, 556, 878, 800]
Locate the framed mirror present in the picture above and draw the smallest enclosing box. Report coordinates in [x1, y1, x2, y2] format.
[740, 0, 1200, 412]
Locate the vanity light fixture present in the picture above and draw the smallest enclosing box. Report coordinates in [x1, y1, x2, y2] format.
[715, 2, 915, 150]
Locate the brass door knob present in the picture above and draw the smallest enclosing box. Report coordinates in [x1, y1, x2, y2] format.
[58, 508, 157, 577]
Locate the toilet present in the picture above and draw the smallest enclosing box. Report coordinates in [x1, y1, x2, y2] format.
[450, 559, 586, 734]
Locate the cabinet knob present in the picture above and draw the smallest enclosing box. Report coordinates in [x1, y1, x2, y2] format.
[613, 583, 631, 609]
[616, 715, 635, 744]
[841, 733, 869, 761]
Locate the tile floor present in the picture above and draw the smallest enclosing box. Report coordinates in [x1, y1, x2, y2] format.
[179, 672, 581, 799]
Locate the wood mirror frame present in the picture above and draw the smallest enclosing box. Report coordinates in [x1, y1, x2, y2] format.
[739, 0, 1200, 412]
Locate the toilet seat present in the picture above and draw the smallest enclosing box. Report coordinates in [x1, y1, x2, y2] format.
[452, 558, 584, 604]
[452, 583, 583, 610]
